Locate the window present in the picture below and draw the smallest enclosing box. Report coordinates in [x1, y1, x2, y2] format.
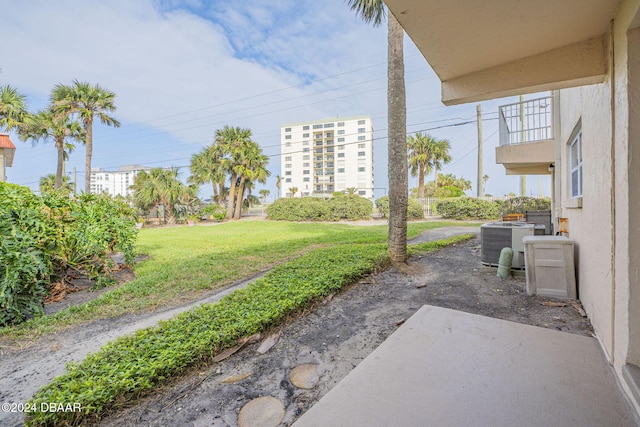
[315, 134, 323, 139]
[358, 119, 366, 125]
[286, 178, 292, 183]
[358, 143, 366, 148]
[315, 148, 323, 153]
[325, 132, 333, 138]
[303, 133, 309, 138]
[358, 128, 365, 133]
[285, 156, 292, 161]
[316, 141, 323, 146]
[313, 124, 323, 129]
[326, 140, 333, 145]
[303, 162, 310, 167]
[303, 147, 310, 152]
[337, 137, 345, 142]
[358, 190, 366, 196]
[285, 142, 291, 147]
[285, 164, 292, 168]
[338, 168, 345, 173]
[337, 122, 345, 127]
[303, 177, 310, 182]
[327, 162, 334, 168]
[337, 130, 345, 135]
[358, 151, 366, 156]
[303, 140, 310, 145]
[570, 130, 582, 198]
[303, 170, 310, 175]
[303, 155, 310, 160]
[285, 127, 291, 132]
[338, 153, 345, 158]
[358, 136, 366, 141]
[285, 135, 292, 139]
[324, 123, 334, 128]
[358, 167, 366, 172]
[338, 145, 345, 150]
[285, 171, 291, 176]
[316, 156, 323, 161]
[316, 163, 323, 168]
[303, 125, 310, 130]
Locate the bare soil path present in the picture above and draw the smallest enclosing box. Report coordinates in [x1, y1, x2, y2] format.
[0, 226, 592, 427]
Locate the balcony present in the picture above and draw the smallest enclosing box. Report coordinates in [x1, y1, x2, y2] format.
[496, 96, 555, 175]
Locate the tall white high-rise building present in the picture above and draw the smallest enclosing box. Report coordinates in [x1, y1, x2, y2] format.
[90, 164, 151, 197]
[280, 115, 374, 198]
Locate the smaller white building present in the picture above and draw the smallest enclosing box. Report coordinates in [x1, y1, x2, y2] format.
[280, 115, 374, 199]
[90, 165, 150, 197]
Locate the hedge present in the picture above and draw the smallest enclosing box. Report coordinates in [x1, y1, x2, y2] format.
[266, 195, 372, 221]
[435, 196, 551, 220]
[375, 196, 424, 220]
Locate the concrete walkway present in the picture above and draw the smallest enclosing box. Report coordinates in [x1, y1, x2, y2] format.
[294, 305, 639, 427]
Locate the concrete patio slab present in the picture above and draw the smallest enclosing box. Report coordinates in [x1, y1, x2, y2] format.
[294, 305, 639, 427]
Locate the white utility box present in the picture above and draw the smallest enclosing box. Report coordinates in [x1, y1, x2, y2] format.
[523, 236, 576, 299]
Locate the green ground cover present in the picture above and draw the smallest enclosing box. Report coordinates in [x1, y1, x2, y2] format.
[25, 233, 473, 426]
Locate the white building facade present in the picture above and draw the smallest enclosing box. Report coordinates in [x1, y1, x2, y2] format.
[90, 165, 150, 197]
[280, 116, 374, 198]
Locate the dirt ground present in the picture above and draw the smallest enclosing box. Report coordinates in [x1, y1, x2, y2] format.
[0, 226, 593, 427]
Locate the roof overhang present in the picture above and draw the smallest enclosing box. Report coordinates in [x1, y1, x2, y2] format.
[0, 134, 16, 167]
[385, 0, 622, 105]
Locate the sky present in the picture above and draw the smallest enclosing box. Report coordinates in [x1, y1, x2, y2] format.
[0, 0, 550, 201]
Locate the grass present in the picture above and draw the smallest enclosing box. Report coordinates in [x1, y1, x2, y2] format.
[0, 220, 476, 340]
[25, 234, 473, 427]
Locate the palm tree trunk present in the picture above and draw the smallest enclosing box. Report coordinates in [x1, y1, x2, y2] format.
[84, 117, 93, 193]
[387, 12, 408, 263]
[55, 136, 65, 189]
[233, 176, 246, 220]
[226, 173, 237, 219]
[418, 164, 425, 199]
[212, 181, 218, 202]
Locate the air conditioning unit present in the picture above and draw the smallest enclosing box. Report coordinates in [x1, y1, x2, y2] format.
[481, 222, 545, 269]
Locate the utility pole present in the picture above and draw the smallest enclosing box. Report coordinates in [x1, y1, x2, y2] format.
[476, 104, 483, 197]
[519, 95, 527, 196]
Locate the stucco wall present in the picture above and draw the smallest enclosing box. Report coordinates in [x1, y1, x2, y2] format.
[558, 82, 614, 359]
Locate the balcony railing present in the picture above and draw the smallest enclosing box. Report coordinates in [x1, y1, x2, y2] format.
[499, 96, 553, 146]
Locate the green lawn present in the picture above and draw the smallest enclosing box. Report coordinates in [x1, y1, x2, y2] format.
[1, 220, 472, 339]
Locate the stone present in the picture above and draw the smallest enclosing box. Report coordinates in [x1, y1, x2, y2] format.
[237, 396, 284, 427]
[289, 363, 320, 389]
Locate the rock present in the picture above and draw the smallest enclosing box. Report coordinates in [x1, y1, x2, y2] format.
[289, 363, 320, 389]
[237, 396, 284, 427]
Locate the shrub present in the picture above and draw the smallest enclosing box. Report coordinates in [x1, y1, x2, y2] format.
[0, 183, 139, 326]
[375, 196, 424, 220]
[497, 197, 551, 215]
[434, 185, 465, 198]
[0, 183, 52, 326]
[327, 195, 372, 220]
[436, 197, 501, 220]
[201, 204, 226, 221]
[267, 196, 371, 221]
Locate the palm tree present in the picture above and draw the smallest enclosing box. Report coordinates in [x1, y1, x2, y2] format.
[259, 189, 270, 203]
[132, 167, 191, 224]
[51, 80, 120, 193]
[289, 187, 298, 198]
[232, 141, 270, 220]
[407, 132, 451, 199]
[348, 0, 407, 263]
[40, 173, 74, 194]
[22, 108, 84, 189]
[189, 144, 226, 204]
[0, 84, 30, 133]
[431, 138, 452, 188]
[275, 175, 282, 198]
